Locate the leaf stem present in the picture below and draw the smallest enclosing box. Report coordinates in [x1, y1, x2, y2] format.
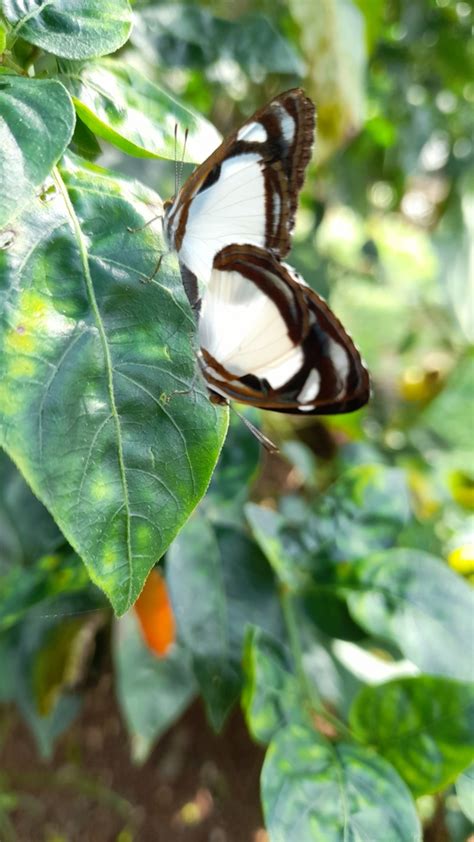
[279, 584, 354, 740]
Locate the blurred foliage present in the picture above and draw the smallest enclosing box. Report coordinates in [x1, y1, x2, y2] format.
[0, 0, 473, 839]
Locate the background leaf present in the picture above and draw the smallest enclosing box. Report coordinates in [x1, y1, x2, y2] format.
[242, 626, 310, 745]
[133, 6, 305, 80]
[350, 676, 474, 795]
[346, 549, 474, 681]
[0, 75, 75, 227]
[167, 514, 283, 730]
[62, 59, 222, 162]
[3, 0, 132, 59]
[0, 450, 62, 571]
[262, 725, 421, 842]
[0, 155, 227, 615]
[456, 763, 474, 822]
[113, 611, 196, 763]
[289, 0, 367, 161]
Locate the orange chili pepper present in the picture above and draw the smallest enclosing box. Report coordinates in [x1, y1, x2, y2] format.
[133, 567, 176, 657]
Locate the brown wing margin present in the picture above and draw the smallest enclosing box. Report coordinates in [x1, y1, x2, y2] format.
[199, 246, 370, 416]
[165, 89, 315, 258]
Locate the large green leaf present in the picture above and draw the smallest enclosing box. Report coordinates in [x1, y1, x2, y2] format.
[113, 611, 196, 763]
[166, 515, 283, 730]
[347, 549, 474, 681]
[0, 75, 75, 227]
[3, 0, 132, 59]
[262, 725, 421, 842]
[134, 6, 304, 79]
[0, 154, 228, 615]
[62, 59, 222, 162]
[350, 677, 474, 796]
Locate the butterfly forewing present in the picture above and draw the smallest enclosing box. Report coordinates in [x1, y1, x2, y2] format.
[163, 89, 315, 286]
[198, 245, 370, 415]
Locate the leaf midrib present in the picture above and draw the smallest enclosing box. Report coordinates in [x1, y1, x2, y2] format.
[52, 166, 134, 604]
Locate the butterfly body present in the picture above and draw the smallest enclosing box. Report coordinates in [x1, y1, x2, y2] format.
[163, 89, 370, 418]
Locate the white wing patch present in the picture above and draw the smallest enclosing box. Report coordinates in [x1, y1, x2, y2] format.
[274, 105, 295, 143]
[199, 267, 303, 388]
[178, 154, 266, 284]
[297, 369, 320, 403]
[237, 121, 268, 143]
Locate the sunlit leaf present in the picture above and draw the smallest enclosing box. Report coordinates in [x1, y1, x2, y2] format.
[134, 6, 304, 79]
[262, 725, 421, 842]
[62, 59, 222, 162]
[114, 610, 196, 763]
[350, 676, 474, 795]
[289, 0, 367, 161]
[3, 0, 132, 59]
[0, 75, 74, 227]
[347, 549, 474, 681]
[0, 154, 228, 615]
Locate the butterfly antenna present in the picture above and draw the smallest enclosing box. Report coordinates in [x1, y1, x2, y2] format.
[229, 404, 279, 454]
[177, 127, 189, 192]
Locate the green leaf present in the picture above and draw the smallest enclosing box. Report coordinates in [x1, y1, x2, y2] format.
[419, 354, 474, 452]
[0, 551, 98, 631]
[204, 410, 261, 525]
[242, 626, 310, 744]
[113, 611, 196, 763]
[347, 549, 474, 681]
[62, 59, 222, 162]
[245, 503, 313, 590]
[0, 155, 228, 615]
[246, 465, 411, 589]
[288, 0, 367, 161]
[3, 0, 132, 59]
[350, 677, 474, 796]
[314, 464, 412, 562]
[262, 725, 421, 842]
[456, 763, 474, 822]
[135, 6, 304, 79]
[0, 450, 62, 571]
[0, 75, 75, 227]
[167, 515, 283, 730]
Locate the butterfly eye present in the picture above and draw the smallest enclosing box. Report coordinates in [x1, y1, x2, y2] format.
[163, 198, 173, 210]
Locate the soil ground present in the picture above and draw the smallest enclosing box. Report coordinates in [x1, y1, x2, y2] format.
[1, 672, 265, 842]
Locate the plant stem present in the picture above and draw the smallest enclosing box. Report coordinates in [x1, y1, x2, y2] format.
[1, 54, 25, 74]
[279, 584, 354, 741]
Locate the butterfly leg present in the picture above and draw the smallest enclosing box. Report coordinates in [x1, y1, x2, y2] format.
[127, 212, 163, 234]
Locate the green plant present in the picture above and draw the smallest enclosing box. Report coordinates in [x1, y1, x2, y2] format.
[1, 2, 473, 840]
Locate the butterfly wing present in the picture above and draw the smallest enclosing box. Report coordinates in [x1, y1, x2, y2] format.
[198, 245, 370, 415]
[164, 89, 315, 285]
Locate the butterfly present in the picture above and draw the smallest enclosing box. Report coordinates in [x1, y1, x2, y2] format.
[162, 89, 370, 420]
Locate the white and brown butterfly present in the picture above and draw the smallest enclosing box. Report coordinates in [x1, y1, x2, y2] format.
[161, 89, 369, 422]
[163, 88, 315, 302]
[197, 245, 369, 416]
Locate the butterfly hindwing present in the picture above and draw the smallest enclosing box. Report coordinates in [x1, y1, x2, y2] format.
[198, 245, 370, 415]
[163, 89, 315, 285]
